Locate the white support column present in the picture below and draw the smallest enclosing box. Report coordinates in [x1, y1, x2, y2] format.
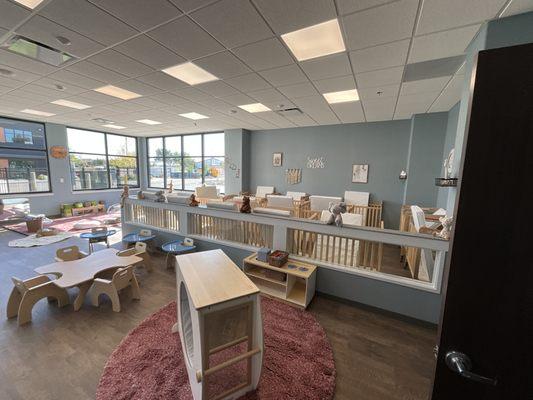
[272, 224, 287, 251]
[179, 210, 189, 235]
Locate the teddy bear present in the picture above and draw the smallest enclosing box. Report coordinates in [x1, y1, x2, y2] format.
[240, 196, 252, 213]
[327, 202, 347, 227]
[154, 190, 167, 203]
[188, 194, 200, 207]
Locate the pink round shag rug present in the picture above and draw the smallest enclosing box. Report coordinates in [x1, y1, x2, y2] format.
[96, 297, 335, 400]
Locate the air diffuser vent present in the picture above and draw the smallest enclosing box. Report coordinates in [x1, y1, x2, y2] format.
[275, 107, 303, 117]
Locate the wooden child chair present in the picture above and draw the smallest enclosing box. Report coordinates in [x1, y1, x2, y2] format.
[116, 242, 153, 272]
[55, 245, 88, 262]
[7, 276, 70, 326]
[90, 266, 140, 312]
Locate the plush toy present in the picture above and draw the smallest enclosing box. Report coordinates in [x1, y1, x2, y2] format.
[155, 190, 167, 203]
[168, 180, 173, 193]
[137, 190, 145, 200]
[120, 184, 129, 208]
[437, 216, 453, 240]
[327, 202, 347, 227]
[240, 196, 252, 213]
[188, 194, 200, 207]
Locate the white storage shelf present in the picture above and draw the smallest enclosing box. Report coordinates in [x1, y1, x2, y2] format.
[243, 253, 317, 308]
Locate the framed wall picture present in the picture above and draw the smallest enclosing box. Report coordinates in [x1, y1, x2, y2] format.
[272, 152, 283, 167]
[352, 164, 369, 183]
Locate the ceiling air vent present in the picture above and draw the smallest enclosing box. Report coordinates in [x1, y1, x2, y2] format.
[275, 107, 303, 117]
[2, 35, 75, 66]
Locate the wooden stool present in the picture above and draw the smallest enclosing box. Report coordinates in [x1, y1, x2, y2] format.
[173, 249, 262, 400]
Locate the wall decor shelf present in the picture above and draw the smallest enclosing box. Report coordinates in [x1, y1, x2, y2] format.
[243, 253, 316, 308]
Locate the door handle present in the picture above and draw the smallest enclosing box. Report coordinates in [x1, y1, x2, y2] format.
[445, 351, 497, 386]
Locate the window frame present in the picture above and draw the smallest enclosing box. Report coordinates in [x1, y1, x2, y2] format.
[147, 132, 224, 193]
[0, 116, 53, 195]
[66, 127, 140, 192]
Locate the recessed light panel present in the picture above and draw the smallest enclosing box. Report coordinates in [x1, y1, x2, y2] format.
[162, 62, 219, 86]
[323, 89, 359, 104]
[238, 103, 271, 113]
[136, 119, 162, 125]
[20, 109, 55, 117]
[179, 112, 209, 120]
[51, 99, 91, 110]
[103, 124, 126, 130]
[94, 85, 142, 100]
[5, 36, 75, 66]
[281, 19, 345, 61]
[13, 0, 45, 9]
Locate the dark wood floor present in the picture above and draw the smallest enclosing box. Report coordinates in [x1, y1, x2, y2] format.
[0, 228, 436, 400]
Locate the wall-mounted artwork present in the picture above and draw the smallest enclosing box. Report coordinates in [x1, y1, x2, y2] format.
[286, 168, 302, 184]
[50, 145, 68, 159]
[306, 156, 326, 169]
[352, 164, 369, 183]
[272, 152, 283, 167]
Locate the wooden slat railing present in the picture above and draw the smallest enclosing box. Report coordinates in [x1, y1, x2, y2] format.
[124, 201, 179, 231]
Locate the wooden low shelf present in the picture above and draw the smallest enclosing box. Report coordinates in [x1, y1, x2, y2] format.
[243, 253, 316, 308]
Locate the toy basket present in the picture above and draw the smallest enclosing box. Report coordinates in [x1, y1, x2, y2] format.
[26, 216, 43, 233]
[268, 250, 288, 268]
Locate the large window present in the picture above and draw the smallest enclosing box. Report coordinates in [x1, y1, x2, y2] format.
[0, 117, 51, 194]
[148, 133, 225, 193]
[67, 128, 138, 191]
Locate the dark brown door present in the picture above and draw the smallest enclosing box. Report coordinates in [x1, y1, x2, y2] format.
[432, 43, 533, 399]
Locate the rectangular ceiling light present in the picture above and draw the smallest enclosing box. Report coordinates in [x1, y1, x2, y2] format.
[323, 89, 359, 104]
[179, 112, 209, 120]
[238, 103, 271, 113]
[20, 109, 55, 117]
[103, 124, 126, 130]
[51, 99, 91, 110]
[281, 19, 345, 61]
[162, 62, 218, 85]
[13, 0, 45, 9]
[5, 36, 75, 66]
[136, 119, 162, 125]
[94, 85, 142, 100]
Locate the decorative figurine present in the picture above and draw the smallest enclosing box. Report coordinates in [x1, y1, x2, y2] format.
[240, 196, 252, 213]
[137, 190, 145, 200]
[326, 201, 347, 227]
[188, 194, 200, 207]
[437, 216, 453, 240]
[120, 184, 129, 208]
[168, 180, 174, 193]
[155, 190, 167, 203]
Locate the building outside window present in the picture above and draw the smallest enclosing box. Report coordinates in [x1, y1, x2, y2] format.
[148, 132, 225, 193]
[67, 128, 138, 191]
[0, 117, 50, 194]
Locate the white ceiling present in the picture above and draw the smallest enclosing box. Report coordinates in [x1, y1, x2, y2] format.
[0, 0, 530, 136]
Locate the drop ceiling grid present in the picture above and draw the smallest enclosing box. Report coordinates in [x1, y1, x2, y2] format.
[0, 0, 522, 134]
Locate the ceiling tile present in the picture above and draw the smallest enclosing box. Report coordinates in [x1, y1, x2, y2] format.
[196, 80, 240, 97]
[253, 0, 337, 34]
[0, 49, 58, 75]
[88, 50, 154, 77]
[151, 92, 192, 105]
[128, 96, 173, 110]
[343, 0, 418, 50]
[16, 15, 104, 58]
[501, 0, 533, 17]
[409, 25, 481, 63]
[0, 0, 30, 30]
[168, 0, 214, 12]
[299, 53, 352, 81]
[395, 92, 439, 119]
[220, 93, 256, 106]
[69, 90, 124, 105]
[233, 37, 294, 71]
[135, 71, 190, 90]
[47, 70, 105, 89]
[428, 74, 464, 112]
[350, 39, 409, 73]
[33, 77, 88, 95]
[66, 61, 129, 84]
[88, 0, 182, 31]
[40, 0, 138, 46]
[113, 79, 162, 96]
[355, 66, 404, 88]
[248, 88, 289, 104]
[337, 0, 395, 15]
[225, 73, 271, 92]
[173, 87, 213, 102]
[363, 96, 397, 121]
[417, 0, 506, 35]
[277, 82, 318, 99]
[147, 17, 224, 60]
[259, 64, 308, 86]
[0, 64, 41, 83]
[313, 75, 356, 93]
[404, 55, 465, 81]
[195, 51, 251, 79]
[192, 0, 272, 48]
[330, 101, 365, 123]
[0, 76, 25, 89]
[400, 76, 451, 96]
[359, 83, 400, 100]
[114, 35, 185, 70]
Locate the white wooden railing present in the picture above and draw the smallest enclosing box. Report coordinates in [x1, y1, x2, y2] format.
[122, 198, 449, 293]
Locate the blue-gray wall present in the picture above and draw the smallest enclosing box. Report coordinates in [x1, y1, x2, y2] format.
[403, 112, 448, 207]
[437, 102, 460, 209]
[248, 120, 412, 228]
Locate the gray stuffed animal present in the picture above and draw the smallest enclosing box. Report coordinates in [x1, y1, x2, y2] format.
[327, 202, 347, 227]
[154, 190, 167, 203]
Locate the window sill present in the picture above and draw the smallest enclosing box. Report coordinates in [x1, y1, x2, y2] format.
[71, 188, 139, 195]
[0, 192, 54, 198]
